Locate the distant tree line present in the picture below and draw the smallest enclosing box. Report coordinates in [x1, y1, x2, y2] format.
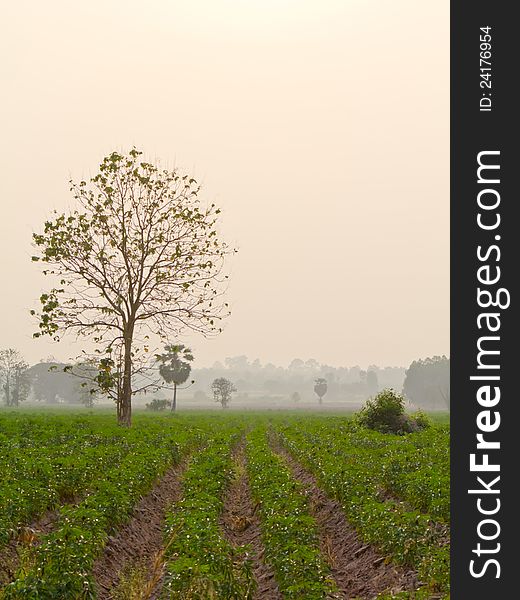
[0, 348, 450, 411]
[187, 356, 402, 404]
[0, 351, 100, 407]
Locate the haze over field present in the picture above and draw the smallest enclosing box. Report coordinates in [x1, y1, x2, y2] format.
[0, 5, 451, 593]
[0, 0, 449, 369]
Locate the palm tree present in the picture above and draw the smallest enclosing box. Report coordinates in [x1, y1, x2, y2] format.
[155, 344, 194, 412]
[314, 378, 328, 405]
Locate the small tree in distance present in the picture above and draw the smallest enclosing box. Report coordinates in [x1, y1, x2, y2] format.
[212, 377, 236, 409]
[0, 349, 31, 407]
[156, 344, 194, 412]
[314, 378, 328, 405]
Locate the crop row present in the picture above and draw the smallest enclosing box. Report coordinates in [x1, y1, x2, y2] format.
[0, 414, 151, 548]
[1, 424, 197, 600]
[162, 427, 255, 599]
[245, 427, 335, 599]
[0, 413, 450, 600]
[275, 420, 450, 598]
[277, 417, 449, 521]
[341, 422, 450, 522]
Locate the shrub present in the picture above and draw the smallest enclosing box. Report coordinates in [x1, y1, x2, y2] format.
[358, 389, 405, 433]
[145, 398, 170, 411]
[358, 389, 430, 434]
[411, 410, 432, 430]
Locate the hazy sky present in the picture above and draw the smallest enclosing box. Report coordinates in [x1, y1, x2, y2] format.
[0, 0, 449, 369]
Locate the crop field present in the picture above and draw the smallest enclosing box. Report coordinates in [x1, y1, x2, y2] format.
[0, 411, 449, 600]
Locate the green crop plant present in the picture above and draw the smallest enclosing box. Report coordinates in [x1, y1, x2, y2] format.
[245, 427, 336, 599]
[162, 427, 255, 599]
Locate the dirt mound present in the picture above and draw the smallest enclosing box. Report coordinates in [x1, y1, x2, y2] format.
[273, 442, 419, 600]
[220, 443, 282, 600]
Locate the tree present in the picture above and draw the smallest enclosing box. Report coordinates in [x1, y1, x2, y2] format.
[0, 349, 31, 407]
[224, 355, 249, 370]
[28, 360, 75, 404]
[291, 391, 301, 403]
[156, 344, 194, 412]
[314, 377, 328, 404]
[305, 359, 320, 371]
[288, 358, 304, 370]
[211, 377, 236, 409]
[31, 148, 233, 426]
[403, 356, 450, 410]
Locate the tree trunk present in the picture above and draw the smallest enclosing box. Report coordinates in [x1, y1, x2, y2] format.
[119, 327, 133, 427]
[171, 382, 177, 412]
[5, 375, 10, 407]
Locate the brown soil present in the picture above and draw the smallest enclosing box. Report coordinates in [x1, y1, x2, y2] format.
[92, 458, 188, 600]
[0, 509, 61, 586]
[219, 443, 282, 600]
[272, 441, 419, 600]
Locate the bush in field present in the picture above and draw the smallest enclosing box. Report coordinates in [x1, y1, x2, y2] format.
[145, 398, 170, 411]
[411, 410, 432, 430]
[358, 389, 430, 434]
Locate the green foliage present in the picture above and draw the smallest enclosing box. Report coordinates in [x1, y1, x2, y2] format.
[274, 417, 450, 596]
[110, 563, 150, 600]
[30, 148, 234, 425]
[156, 345, 194, 386]
[0, 411, 449, 599]
[358, 389, 430, 434]
[0, 414, 139, 549]
[313, 378, 327, 403]
[145, 398, 170, 411]
[403, 356, 450, 410]
[211, 378, 237, 408]
[31, 149, 232, 344]
[246, 428, 336, 599]
[163, 429, 255, 599]
[358, 389, 406, 433]
[92, 358, 118, 396]
[0, 350, 31, 407]
[1, 415, 195, 599]
[411, 410, 432, 430]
